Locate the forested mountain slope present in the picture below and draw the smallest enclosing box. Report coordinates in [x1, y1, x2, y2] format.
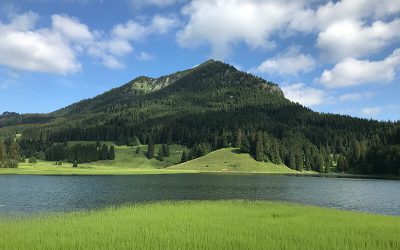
[1, 60, 399, 175]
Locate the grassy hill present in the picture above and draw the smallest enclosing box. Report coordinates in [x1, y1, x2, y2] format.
[169, 148, 296, 173]
[1, 200, 399, 250]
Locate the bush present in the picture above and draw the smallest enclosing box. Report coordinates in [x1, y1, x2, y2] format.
[5, 160, 19, 168]
[28, 157, 37, 164]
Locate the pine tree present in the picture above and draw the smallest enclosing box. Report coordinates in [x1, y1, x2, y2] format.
[325, 154, 332, 173]
[0, 140, 7, 163]
[162, 144, 170, 157]
[314, 154, 325, 173]
[157, 148, 165, 161]
[180, 151, 188, 163]
[222, 133, 229, 148]
[240, 134, 250, 153]
[99, 144, 109, 160]
[146, 139, 155, 159]
[295, 153, 304, 171]
[337, 155, 348, 172]
[8, 141, 21, 161]
[235, 129, 242, 148]
[286, 154, 296, 170]
[350, 140, 361, 164]
[108, 145, 115, 160]
[255, 132, 264, 162]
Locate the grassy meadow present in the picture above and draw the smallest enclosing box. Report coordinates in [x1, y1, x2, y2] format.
[170, 148, 297, 173]
[1, 200, 399, 250]
[0, 145, 299, 175]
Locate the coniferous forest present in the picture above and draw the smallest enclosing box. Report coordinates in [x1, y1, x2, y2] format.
[0, 60, 399, 175]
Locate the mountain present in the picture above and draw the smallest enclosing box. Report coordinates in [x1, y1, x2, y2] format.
[1, 60, 399, 175]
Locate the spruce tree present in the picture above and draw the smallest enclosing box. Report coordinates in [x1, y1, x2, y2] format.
[165, 144, 170, 157]
[314, 154, 325, 173]
[162, 144, 170, 157]
[146, 140, 155, 159]
[255, 132, 264, 162]
[222, 133, 229, 148]
[99, 144, 108, 160]
[286, 154, 296, 170]
[108, 145, 115, 160]
[240, 134, 250, 153]
[8, 141, 21, 161]
[157, 148, 165, 161]
[295, 153, 304, 171]
[235, 129, 242, 148]
[0, 140, 7, 164]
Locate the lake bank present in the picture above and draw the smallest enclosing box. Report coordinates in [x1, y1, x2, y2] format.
[1, 200, 399, 250]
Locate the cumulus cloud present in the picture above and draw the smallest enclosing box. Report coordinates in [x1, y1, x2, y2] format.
[52, 14, 94, 43]
[281, 83, 328, 106]
[176, 0, 400, 60]
[177, 0, 306, 58]
[256, 46, 316, 76]
[0, 12, 178, 73]
[319, 48, 400, 88]
[317, 19, 400, 61]
[0, 12, 81, 74]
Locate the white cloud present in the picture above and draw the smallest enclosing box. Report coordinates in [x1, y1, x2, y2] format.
[112, 15, 179, 40]
[137, 52, 154, 61]
[150, 15, 180, 34]
[176, 0, 400, 60]
[307, 0, 400, 31]
[339, 92, 374, 101]
[177, 0, 305, 58]
[281, 83, 328, 106]
[52, 14, 94, 43]
[319, 48, 400, 88]
[317, 19, 400, 61]
[256, 46, 316, 76]
[0, 12, 177, 73]
[112, 20, 148, 41]
[361, 106, 382, 117]
[0, 13, 81, 74]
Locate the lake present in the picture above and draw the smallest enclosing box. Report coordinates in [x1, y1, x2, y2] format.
[0, 174, 399, 216]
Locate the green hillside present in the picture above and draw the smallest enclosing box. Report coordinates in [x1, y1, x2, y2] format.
[1, 60, 399, 175]
[170, 148, 296, 173]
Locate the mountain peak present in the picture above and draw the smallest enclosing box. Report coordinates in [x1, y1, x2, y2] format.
[195, 59, 230, 69]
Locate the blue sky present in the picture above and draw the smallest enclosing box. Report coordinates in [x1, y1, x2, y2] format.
[0, 0, 399, 121]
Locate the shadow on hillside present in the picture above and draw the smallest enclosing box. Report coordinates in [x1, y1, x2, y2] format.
[231, 149, 241, 154]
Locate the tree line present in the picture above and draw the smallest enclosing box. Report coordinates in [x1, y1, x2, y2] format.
[45, 142, 115, 164]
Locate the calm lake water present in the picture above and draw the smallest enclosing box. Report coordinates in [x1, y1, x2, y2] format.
[0, 174, 399, 216]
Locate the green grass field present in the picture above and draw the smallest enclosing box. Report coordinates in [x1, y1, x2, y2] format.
[169, 148, 297, 173]
[0, 145, 299, 175]
[0, 200, 398, 250]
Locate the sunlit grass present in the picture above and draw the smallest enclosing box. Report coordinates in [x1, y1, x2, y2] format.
[1, 200, 399, 250]
[169, 148, 297, 173]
